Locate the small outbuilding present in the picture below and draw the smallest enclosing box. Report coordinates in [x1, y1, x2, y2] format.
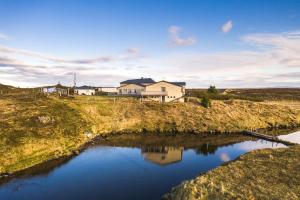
[75, 86, 96, 95]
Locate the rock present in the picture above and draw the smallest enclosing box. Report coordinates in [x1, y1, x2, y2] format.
[38, 116, 51, 124]
[84, 131, 93, 138]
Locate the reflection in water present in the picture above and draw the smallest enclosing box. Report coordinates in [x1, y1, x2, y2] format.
[220, 153, 231, 162]
[0, 132, 294, 200]
[142, 146, 183, 165]
[195, 144, 218, 155]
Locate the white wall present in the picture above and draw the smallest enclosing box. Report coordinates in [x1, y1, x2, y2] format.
[76, 89, 95, 95]
[99, 87, 117, 93]
[145, 82, 185, 102]
[118, 84, 145, 95]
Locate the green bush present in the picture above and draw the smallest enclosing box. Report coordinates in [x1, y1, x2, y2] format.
[201, 95, 211, 108]
[208, 85, 218, 94]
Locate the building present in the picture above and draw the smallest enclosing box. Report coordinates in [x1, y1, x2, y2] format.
[118, 78, 186, 102]
[96, 87, 118, 94]
[42, 84, 69, 96]
[120, 77, 155, 87]
[141, 146, 183, 165]
[75, 85, 96, 95]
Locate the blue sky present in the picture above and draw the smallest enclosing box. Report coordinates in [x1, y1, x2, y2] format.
[0, 0, 299, 87]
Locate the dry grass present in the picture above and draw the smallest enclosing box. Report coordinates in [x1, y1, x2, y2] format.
[164, 145, 300, 200]
[0, 94, 300, 174]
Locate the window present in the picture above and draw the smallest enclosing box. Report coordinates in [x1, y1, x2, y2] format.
[161, 87, 166, 92]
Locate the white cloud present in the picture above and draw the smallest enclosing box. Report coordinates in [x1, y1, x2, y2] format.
[220, 153, 231, 162]
[154, 30, 300, 87]
[0, 32, 9, 40]
[168, 25, 197, 46]
[1, 30, 300, 88]
[125, 48, 140, 55]
[0, 46, 141, 64]
[222, 20, 233, 33]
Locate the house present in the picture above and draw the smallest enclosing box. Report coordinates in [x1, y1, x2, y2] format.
[141, 146, 183, 166]
[42, 84, 69, 96]
[75, 85, 96, 95]
[96, 87, 118, 94]
[118, 78, 186, 102]
[120, 77, 155, 87]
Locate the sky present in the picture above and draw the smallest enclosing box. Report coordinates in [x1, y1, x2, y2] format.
[0, 0, 300, 88]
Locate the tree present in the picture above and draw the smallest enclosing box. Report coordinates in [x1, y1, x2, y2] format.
[201, 95, 211, 108]
[208, 85, 218, 94]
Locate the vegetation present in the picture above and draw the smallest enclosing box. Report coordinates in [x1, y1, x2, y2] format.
[186, 88, 300, 102]
[207, 85, 218, 94]
[0, 85, 300, 174]
[164, 145, 300, 200]
[200, 95, 211, 108]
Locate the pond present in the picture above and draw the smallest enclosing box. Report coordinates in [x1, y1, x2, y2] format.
[0, 133, 290, 200]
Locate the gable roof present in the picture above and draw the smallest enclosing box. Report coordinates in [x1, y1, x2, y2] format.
[120, 78, 155, 85]
[75, 85, 95, 90]
[147, 80, 186, 88]
[118, 83, 146, 88]
[170, 82, 186, 87]
[43, 84, 69, 89]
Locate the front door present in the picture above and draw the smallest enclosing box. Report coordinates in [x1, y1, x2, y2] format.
[162, 96, 165, 102]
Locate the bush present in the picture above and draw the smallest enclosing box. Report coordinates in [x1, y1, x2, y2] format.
[208, 85, 218, 94]
[201, 95, 211, 108]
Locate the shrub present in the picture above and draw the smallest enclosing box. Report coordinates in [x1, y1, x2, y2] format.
[208, 85, 218, 94]
[201, 95, 211, 108]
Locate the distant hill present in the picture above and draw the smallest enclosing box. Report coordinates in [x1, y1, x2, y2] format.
[186, 87, 300, 101]
[0, 83, 15, 91]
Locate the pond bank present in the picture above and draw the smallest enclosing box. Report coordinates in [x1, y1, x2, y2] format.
[164, 143, 300, 200]
[1, 96, 300, 175]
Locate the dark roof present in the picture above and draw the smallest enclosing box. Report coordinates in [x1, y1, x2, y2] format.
[75, 85, 95, 89]
[120, 78, 155, 85]
[118, 83, 146, 88]
[147, 81, 186, 87]
[170, 82, 186, 87]
[44, 84, 69, 89]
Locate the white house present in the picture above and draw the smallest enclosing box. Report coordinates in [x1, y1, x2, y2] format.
[118, 78, 186, 102]
[75, 86, 96, 95]
[42, 84, 69, 96]
[96, 87, 118, 94]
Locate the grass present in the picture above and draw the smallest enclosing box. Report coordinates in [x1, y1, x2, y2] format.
[186, 88, 300, 101]
[164, 145, 300, 200]
[0, 91, 300, 174]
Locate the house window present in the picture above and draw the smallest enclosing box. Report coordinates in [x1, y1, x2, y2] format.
[161, 87, 166, 92]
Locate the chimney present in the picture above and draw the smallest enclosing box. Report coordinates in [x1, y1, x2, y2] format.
[141, 77, 143, 79]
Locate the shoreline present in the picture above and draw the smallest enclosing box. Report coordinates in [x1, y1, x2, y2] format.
[0, 126, 298, 183]
[1, 96, 300, 181]
[163, 143, 300, 200]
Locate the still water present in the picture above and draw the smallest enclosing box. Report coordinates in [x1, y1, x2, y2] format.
[0, 134, 288, 200]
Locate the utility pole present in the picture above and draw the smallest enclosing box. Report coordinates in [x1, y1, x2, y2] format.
[74, 73, 76, 88]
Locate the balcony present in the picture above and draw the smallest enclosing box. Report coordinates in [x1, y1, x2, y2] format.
[141, 91, 168, 96]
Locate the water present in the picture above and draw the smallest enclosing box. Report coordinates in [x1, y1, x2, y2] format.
[278, 131, 300, 144]
[0, 134, 287, 200]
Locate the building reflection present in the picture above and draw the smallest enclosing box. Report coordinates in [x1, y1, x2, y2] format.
[141, 146, 183, 165]
[195, 143, 218, 155]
